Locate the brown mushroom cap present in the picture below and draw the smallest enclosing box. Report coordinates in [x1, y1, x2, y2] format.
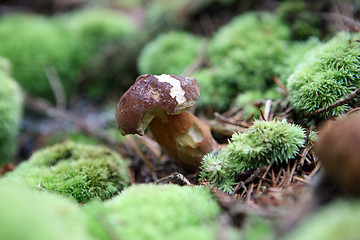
[116, 74, 200, 135]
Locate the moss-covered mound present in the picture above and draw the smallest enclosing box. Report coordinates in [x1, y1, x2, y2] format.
[0, 182, 93, 240]
[200, 119, 305, 193]
[205, 12, 290, 109]
[138, 31, 203, 75]
[0, 14, 76, 101]
[4, 141, 130, 203]
[84, 184, 221, 240]
[288, 32, 360, 121]
[0, 64, 23, 166]
[284, 200, 360, 240]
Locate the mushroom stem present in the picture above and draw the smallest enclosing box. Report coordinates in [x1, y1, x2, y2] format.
[149, 111, 217, 171]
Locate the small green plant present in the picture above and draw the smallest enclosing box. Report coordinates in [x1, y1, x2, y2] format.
[288, 32, 360, 121]
[284, 200, 360, 240]
[277, 0, 322, 40]
[0, 65, 23, 166]
[0, 13, 76, 101]
[4, 141, 130, 203]
[84, 184, 221, 240]
[138, 31, 203, 75]
[200, 119, 305, 193]
[0, 182, 92, 240]
[207, 12, 290, 110]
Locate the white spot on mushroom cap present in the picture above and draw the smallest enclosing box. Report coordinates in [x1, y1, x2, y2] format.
[155, 74, 187, 105]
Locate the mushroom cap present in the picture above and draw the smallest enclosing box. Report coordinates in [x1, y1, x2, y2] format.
[116, 74, 200, 135]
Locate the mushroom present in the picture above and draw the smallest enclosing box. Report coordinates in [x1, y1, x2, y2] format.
[116, 74, 217, 171]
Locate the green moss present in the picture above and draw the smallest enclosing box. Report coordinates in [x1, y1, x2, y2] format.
[138, 31, 203, 75]
[84, 184, 220, 240]
[288, 32, 360, 121]
[4, 141, 130, 203]
[284, 200, 360, 240]
[276, 37, 321, 83]
[208, 12, 290, 110]
[277, 0, 322, 40]
[200, 119, 305, 193]
[0, 14, 76, 101]
[235, 88, 283, 119]
[0, 182, 93, 240]
[0, 68, 23, 166]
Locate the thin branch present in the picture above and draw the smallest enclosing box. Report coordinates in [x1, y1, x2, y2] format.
[273, 75, 289, 96]
[308, 87, 360, 117]
[44, 66, 66, 110]
[214, 112, 251, 127]
[154, 172, 192, 186]
[259, 108, 267, 121]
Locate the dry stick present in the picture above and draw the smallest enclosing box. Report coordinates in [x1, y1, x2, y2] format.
[293, 176, 308, 184]
[24, 92, 117, 145]
[214, 112, 251, 127]
[263, 99, 272, 121]
[126, 136, 157, 179]
[273, 75, 289, 96]
[308, 87, 360, 117]
[299, 146, 311, 166]
[259, 108, 267, 121]
[181, 42, 207, 77]
[154, 172, 193, 186]
[44, 66, 66, 110]
[284, 160, 298, 186]
[256, 161, 275, 194]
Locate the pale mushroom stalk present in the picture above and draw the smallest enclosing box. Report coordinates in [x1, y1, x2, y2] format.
[116, 74, 217, 172]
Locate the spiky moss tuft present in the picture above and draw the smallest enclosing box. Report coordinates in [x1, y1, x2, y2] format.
[288, 32, 360, 121]
[276, 37, 321, 83]
[0, 68, 23, 166]
[284, 200, 360, 240]
[0, 182, 93, 240]
[0, 14, 77, 101]
[200, 119, 305, 193]
[277, 0, 322, 40]
[207, 12, 290, 110]
[83, 184, 221, 240]
[4, 141, 130, 204]
[138, 31, 203, 75]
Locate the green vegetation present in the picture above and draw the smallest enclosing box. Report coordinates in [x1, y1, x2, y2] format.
[203, 12, 290, 110]
[84, 184, 221, 240]
[4, 141, 130, 203]
[0, 63, 23, 166]
[284, 200, 360, 240]
[0, 14, 75, 101]
[288, 32, 360, 121]
[0, 182, 93, 240]
[277, 0, 322, 39]
[138, 31, 203, 75]
[200, 119, 305, 193]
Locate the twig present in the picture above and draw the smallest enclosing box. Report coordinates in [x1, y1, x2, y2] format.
[273, 75, 289, 96]
[44, 66, 66, 110]
[264, 99, 272, 121]
[308, 87, 360, 117]
[181, 42, 207, 77]
[259, 108, 267, 121]
[154, 172, 193, 186]
[24, 92, 117, 145]
[214, 112, 251, 127]
[126, 136, 157, 179]
[256, 161, 275, 194]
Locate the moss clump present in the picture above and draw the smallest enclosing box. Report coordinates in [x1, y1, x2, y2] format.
[284, 200, 360, 240]
[0, 14, 76, 101]
[207, 12, 290, 110]
[4, 141, 130, 204]
[0, 182, 93, 240]
[288, 32, 360, 121]
[200, 119, 305, 193]
[84, 184, 221, 240]
[138, 31, 203, 75]
[276, 37, 321, 83]
[0, 66, 23, 166]
[277, 0, 322, 40]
